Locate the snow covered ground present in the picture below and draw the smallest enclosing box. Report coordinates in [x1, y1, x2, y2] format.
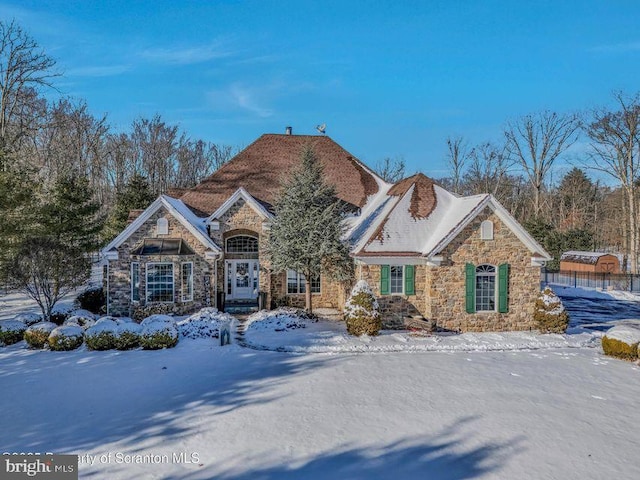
[2, 291, 640, 479]
[244, 310, 600, 353]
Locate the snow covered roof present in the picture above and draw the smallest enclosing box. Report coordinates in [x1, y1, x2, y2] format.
[349, 174, 551, 261]
[102, 195, 222, 257]
[207, 187, 274, 222]
[560, 251, 621, 265]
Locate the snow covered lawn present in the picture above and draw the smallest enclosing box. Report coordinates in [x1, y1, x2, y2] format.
[1, 338, 639, 479]
[244, 309, 600, 353]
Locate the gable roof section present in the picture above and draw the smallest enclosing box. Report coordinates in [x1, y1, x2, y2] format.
[102, 195, 221, 256]
[207, 187, 274, 222]
[352, 174, 551, 260]
[178, 134, 384, 215]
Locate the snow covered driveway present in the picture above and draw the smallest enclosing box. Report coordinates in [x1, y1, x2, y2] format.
[1, 340, 639, 479]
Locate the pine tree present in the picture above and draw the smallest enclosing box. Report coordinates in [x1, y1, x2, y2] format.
[103, 174, 155, 242]
[267, 146, 353, 313]
[38, 174, 104, 252]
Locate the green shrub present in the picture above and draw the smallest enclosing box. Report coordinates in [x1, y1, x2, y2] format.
[0, 320, 27, 346]
[76, 287, 106, 314]
[85, 320, 119, 350]
[601, 336, 638, 361]
[140, 323, 179, 350]
[24, 322, 57, 349]
[534, 287, 569, 333]
[48, 326, 84, 351]
[344, 280, 382, 336]
[114, 323, 142, 350]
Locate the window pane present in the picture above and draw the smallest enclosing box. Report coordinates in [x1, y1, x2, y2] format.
[309, 274, 320, 293]
[181, 263, 193, 302]
[390, 266, 403, 294]
[131, 263, 140, 302]
[287, 270, 299, 294]
[226, 236, 259, 253]
[147, 263, 174, 302]
[475, 265, 496, 311]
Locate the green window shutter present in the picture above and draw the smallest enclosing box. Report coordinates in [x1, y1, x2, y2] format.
[380, 265, 390, 295]
[465, 263, 476, 314]
[404, 265, 415, 295]
[498, 263, 509, 313]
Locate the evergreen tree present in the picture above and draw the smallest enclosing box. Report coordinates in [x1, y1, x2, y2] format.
[267, 147, 353, 313]
[38, 174, 104, 252]
[103, 174, 155, 242]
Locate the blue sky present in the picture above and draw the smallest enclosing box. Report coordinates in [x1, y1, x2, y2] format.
[3, 0, 640, 179]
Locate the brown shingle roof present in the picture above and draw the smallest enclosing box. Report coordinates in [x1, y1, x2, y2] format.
[178, 134, 381, 216]
[387, 173, 437, 219]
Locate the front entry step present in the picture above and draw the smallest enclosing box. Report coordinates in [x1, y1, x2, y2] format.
[225, 300, 259, 315]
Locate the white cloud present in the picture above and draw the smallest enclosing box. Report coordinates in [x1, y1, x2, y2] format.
[140, 43, 232, 65]
[590, 41, 640, 53]
[207, 83, 274, 118]
[66, 65, 130, 77]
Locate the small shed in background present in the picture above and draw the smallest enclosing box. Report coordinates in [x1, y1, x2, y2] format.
[560, 251, 621, 273]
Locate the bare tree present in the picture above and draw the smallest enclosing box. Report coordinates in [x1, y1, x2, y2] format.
[463, 142, 513, 199]
[374, 155, 405, 183]
[586, 92, 640, 273]
[0, 20, 58, 153]
[446, 135, 469, 194]
[504, 110, 581, 216]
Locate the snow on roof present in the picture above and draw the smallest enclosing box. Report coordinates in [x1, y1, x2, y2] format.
[357, 184, 487, 256]
[560, 251, 621, 265]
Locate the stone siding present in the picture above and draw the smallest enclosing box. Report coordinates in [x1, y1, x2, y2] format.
[429, 208, 539, 332]
[108, 207, 216, 316]
[358, 264, 427, 329]
[270, 272, 349, 311]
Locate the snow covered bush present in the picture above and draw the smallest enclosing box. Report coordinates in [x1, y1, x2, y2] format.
[140, 321, 179, 350]
[0, 320, 27, 346]
[245, 308, 315, 334]
[75, 287, 106, 314]
[48, 325, 84, 351]
[114, 322, 143, 350]
[534, 287, 569, 334]
[344, 280, 381, 336]
[85, 319, 119, 350]
[14, 313, 42, 326]
[177, 308, 234, 339]
[602, 324, 640, 361]
[24, 322, 57, 349]
[64, 314, 96, 330]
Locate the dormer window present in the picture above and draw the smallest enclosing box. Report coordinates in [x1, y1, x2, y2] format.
[157, 217, 169, 235]
[480, 220, 494, 240]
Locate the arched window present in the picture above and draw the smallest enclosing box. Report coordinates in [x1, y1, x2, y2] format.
[157, 217, 168, 235]
[480, 220, 494, 240]
[475, 264, 496, 311]
[226, 235, 258, 253]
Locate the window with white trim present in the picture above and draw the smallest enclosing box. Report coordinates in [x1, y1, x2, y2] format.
[390, 265, 404, 294]
[480, 220, 494, 240]
[131, 262, 140, 302]
[181, 262, 193, 302]
[146, 263, 174, 302]
[475, 264, 496, 311]
[157, 217, 169, 235]
[287, 270, 320, 294]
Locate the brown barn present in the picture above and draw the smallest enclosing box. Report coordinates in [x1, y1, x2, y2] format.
[560, 251, 621, 273]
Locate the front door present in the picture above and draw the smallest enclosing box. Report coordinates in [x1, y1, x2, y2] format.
[226, 260, 259, 300]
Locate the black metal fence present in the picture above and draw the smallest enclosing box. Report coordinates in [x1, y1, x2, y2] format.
[542, 269, 640, 292]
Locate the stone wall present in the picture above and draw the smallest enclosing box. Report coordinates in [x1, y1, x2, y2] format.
[358, 263, 427, 329]
[270, 273, 349, 311]
[429, 208, 540, 332]
[108, 207, 216, 316]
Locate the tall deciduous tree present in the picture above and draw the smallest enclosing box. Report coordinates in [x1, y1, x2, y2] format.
[504, 110, 581, 217]
[267, 147, 353, 313]
[374, 156, 406, 183]
[586, 92, 640, 273]
[0, 20, 57, 152]
[446, 135, 469, 195]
